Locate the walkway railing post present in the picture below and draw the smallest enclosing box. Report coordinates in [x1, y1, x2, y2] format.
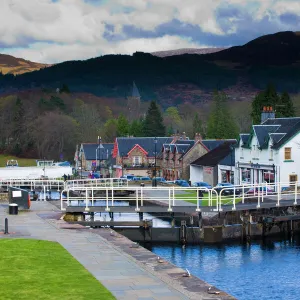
[294, 182, 297, 205]
[91, 187, 94, 206]
[276, 182, 280, 207]
[43, 186, 46, 201]
[196, 188, 200, 212]
[257, 187, 260, 208]
[135, 187, 140, 211]
[242, 184, 245, 204]
[141, 186, 143, 207]
[219, 191, 222, 211]
[172, 186, 175, 207]
[85, 187, 89, 211]
[105, 188, 110, 211]
[60, 191, 65, 210]
[261, 184, 264, 203]
[265, 181, 268, 196]
[67, 189, 70, 206]
[111, 186, 114, 207]
[233, 187, 236, 210]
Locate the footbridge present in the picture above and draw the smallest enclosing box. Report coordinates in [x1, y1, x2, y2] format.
[61, 181, 300, 213]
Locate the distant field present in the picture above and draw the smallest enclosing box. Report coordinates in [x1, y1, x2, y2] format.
[0, 239, 115, 300]
[0, 155, 37, 167]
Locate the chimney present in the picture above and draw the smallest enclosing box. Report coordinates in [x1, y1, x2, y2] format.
[194, 132, 202, 142]
[261, 106, 275, 124]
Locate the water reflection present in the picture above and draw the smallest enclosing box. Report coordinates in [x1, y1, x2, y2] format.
[146, 236, 300, 300]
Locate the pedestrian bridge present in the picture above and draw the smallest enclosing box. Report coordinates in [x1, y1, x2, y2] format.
[0, 177, 128, 191]
[61, 181, 300, 213]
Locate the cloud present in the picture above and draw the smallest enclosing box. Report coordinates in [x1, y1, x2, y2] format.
[0, 0, 299, 63]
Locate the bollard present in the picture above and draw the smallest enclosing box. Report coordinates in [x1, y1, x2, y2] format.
[4, 218, 8, 234]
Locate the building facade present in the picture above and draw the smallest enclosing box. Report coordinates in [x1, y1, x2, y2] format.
[113, 137, 173, 177]
[235, 116, 300, 186]
[190, 141, 236, 186]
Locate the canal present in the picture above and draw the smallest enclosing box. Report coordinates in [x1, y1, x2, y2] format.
[146, 236, 300, 300]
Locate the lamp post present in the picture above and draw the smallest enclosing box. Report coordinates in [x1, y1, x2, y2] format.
[230, 145, 234, 184]
[43, 157, 46, 178]
[80, 148, 83, 179]
[153, 137, 157, 187]
[98, 136, 102, 178]
[121, 152, 124, 177]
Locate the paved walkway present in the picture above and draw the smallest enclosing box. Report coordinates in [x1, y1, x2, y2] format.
[0, 202, 190, 300]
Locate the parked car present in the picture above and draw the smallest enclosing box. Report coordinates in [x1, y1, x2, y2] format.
[121, 174, 135, 181]
[175, 180, 190, 187]
[141, 177, 151, 181]
[192, 182, 212, 191]
[155, 177, 166, 182]
[214, 183, 241, 195]
[246, 186, 274, 195]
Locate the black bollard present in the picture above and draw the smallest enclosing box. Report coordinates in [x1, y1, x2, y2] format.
[4, 218, 8, 234]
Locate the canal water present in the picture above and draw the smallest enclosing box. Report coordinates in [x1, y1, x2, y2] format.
[146, 236, 300, 300]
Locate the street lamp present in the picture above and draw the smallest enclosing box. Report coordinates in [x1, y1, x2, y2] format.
[121, 152, 124, 177]
[153, 137, 157, 187]
[80, 148, 83, 179]
[230, 144, 234, 184]
[98, 136, 102, 178]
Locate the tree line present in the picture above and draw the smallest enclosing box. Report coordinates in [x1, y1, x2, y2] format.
[0, 83, 295, 161]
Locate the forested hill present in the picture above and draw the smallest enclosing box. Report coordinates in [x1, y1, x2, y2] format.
[1, 31, 300, 105]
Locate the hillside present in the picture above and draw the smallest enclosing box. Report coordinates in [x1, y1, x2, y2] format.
[151, 47, 226, 57]
[0, 54, 49, 75]
[1, 31, 300, 106]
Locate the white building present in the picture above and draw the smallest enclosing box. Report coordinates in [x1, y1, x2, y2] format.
[235, 114, 300, 186]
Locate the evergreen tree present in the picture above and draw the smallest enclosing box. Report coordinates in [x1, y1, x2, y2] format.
[251, 84, 295, 124]
[60, 83, 70, 93]
[277, 91, 295, 117]
[12, 98, 25, 155]
[117, 114, 129, 136]
[129, 120, 144, 137]
[103, 119, 117, 142]
[207, 91, 239, 139]
[192, 113, 204, 137]
[143, 101, 165, 136]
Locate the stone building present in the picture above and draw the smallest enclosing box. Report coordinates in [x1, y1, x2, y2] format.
[112, 137, 173, 177]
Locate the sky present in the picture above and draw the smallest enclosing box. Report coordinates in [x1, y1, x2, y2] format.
[0, 0, 299, 63]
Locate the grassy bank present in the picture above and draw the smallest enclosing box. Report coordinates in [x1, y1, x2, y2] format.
[0, 154, 37, 167]
[175, 190, 241, 206]
[0, 239, 115, 300]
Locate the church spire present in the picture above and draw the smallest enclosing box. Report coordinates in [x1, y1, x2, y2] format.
[132, 81, 141, 98]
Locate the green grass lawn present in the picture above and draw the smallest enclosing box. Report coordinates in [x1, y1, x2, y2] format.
[0, 239, 115, 300]
[175, 190, 241, 206]
[0, 154, 37, 167]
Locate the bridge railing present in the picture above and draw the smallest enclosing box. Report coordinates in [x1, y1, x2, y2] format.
[60, 185, 234, 211]
[0, 178, 65, 191]
[217, 181, 300, 211]
[65, 178, 129, 188]
[60, 181, 300, 212]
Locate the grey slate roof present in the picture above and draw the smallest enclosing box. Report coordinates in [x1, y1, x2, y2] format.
[247, 117, 300, 149]
[253, 125, 280, 148]
[240, 134, 250, 145]
[117, 137, 173, 157]
[191, 141, 236, 167]
[269, 133, 285, 144]
[202, 139, 237, 151]
[82, 143, 114, 161]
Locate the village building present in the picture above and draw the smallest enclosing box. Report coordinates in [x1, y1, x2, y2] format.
[76, 143, 115, 177]
[190, 141, 236, 187]
[160, 132, 236, 181]
[235, 110, 300, 186]
[112, 137, 173, 177]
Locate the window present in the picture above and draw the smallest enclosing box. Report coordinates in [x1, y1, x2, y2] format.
[133, 156, 141, 165]
[289, 175, 298, 183]
[284, 147, 291, 160]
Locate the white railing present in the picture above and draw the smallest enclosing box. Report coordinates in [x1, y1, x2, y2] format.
[65, 178, 128, 188]
[60, 181, 300, 212]
[0, 179, 65, 191]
